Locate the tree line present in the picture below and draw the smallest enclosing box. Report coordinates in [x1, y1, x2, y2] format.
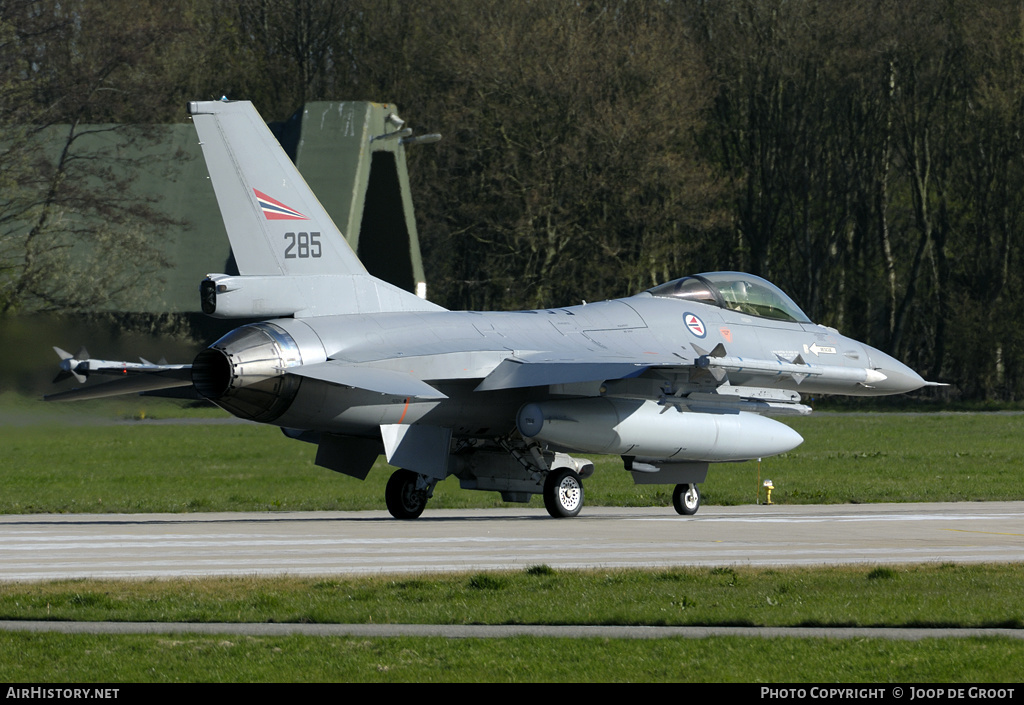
[2, 0, 1022, 400]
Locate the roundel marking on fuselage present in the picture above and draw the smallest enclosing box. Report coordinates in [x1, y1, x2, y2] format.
[684, 312, 706, 338]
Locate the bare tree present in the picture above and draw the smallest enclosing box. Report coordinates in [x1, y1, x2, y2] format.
[0, 0, 188, 315]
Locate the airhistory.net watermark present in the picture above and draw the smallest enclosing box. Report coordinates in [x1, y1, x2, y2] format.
[6, 689, 119, 700]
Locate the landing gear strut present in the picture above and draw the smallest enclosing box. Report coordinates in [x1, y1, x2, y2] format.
[672, 483, 701, 516]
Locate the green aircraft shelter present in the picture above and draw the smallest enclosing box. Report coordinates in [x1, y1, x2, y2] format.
[277, 102, 433, 302]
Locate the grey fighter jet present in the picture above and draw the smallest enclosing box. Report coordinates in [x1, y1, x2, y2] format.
[48, 100, 934, 519]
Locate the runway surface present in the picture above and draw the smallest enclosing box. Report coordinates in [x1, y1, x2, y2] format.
[2, 501, 1022, 581]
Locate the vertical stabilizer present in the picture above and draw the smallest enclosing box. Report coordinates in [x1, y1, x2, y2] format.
[188, 100, 443, 316]
[189, 100, 366, 277]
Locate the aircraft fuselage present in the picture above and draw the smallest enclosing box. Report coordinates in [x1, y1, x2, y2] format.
[193, 290, 924, 443]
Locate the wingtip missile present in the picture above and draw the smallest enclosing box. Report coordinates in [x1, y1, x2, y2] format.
[50, 346, 192, 388]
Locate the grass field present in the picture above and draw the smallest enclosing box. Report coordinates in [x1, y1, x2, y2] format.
[2, 632, 1021, 682]
[1, 565, 1023, 682]
[1, 401, 1022, 682]
[4, 564, 1023, 628]
[1, 406, 1022, 513]
[2, 565, 1024, 684]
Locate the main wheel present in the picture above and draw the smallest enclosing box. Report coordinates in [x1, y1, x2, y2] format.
[543, 467, 584, 518]
[672, 483, 701, 516]
[385, 469, 428, 519]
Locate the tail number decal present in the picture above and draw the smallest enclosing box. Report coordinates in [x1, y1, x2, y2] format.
[284, 232, 322, 259]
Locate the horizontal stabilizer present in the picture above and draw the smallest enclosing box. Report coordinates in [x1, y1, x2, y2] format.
[44, 372, 194, 402]
[475, 358, 651, 392]
[287, 361, 447, 399]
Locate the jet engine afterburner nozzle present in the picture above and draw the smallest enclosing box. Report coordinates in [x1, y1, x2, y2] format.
[191, 322, 303, 422]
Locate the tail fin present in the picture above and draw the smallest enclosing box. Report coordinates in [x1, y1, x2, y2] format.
[188, 100, 442, 316]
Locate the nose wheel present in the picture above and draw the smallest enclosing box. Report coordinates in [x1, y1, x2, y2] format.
[673, 483, 701, 515]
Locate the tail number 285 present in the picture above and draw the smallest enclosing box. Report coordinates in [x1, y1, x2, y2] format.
[284, 232, 322, 258]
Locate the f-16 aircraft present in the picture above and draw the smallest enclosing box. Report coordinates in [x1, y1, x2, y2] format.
[48, 100, 934, 519]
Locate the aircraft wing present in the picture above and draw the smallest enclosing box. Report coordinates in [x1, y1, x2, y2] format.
[474, 338, 906, 393]
[472, 341, 910, 416]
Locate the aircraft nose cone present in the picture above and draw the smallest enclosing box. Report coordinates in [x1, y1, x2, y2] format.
[866, 348, 927, 394]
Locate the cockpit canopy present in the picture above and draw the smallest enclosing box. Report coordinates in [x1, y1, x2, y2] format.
[647, 272, 811, 323]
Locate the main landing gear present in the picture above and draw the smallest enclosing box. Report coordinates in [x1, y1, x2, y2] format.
[543, 467, 584, 518]
[384, 462, 589, 520]
[385, 468, 435, 520]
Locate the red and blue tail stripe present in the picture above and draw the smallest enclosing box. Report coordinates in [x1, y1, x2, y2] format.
[253, 189, 308, 220]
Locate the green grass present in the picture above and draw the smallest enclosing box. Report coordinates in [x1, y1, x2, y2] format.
[2, 564, 1022, 628]
[1, 412, 1022, 513]
[1, 565, 1023, 682]
[0, 390, 225, 424]
[1, 632, 1020, 682]
[773, 413, 1024, 505]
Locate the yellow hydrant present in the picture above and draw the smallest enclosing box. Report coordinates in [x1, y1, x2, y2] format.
[763, 479, 774, 505]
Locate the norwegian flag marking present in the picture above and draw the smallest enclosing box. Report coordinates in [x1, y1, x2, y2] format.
[254, 189, 308, 220]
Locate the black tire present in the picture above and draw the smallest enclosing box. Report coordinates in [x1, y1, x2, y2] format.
[385, 469, 428, 519]
[672, 483, 701, 515]
[543, 467, 584, 518]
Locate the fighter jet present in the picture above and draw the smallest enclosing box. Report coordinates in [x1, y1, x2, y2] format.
[47, 100, 935, 519]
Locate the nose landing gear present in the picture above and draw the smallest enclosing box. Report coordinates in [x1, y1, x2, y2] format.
[673, 483, 701, 515]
